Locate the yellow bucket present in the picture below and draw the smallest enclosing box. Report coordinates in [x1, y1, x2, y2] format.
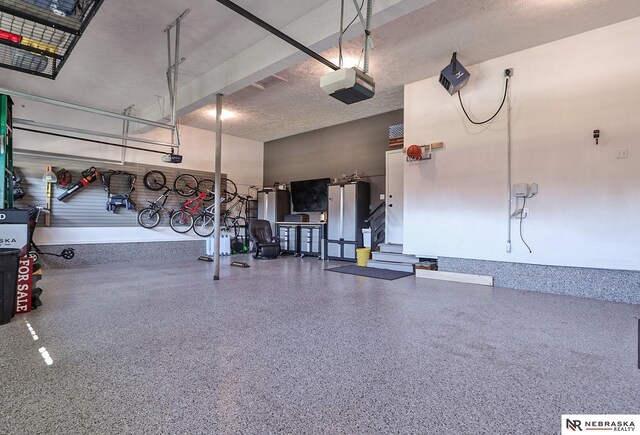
[356, 248, 371, 267]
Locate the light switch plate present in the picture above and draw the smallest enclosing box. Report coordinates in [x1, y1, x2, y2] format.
[616, 149, 629, 159]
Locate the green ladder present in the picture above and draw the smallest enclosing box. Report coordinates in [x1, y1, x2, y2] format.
[0, 94, 14, 209]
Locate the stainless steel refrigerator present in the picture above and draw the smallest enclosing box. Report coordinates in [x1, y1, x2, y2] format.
[257, 189, 290, 234]
[327, 181, 370, 261]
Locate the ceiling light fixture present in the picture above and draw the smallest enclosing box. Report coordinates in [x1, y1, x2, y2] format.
[208, 109, 236, 120]
[330, 55, 361, 70]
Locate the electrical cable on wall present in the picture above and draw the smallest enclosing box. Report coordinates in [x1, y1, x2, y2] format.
[519, 196, 533, 253]
[458, 76, 510, 125]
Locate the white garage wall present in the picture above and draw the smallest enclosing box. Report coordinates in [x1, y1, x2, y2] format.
[11, 101, 264, 244]
[131, 126, 264, 191]
[13, 101, 264, 189]
[403, 17, 640, 271]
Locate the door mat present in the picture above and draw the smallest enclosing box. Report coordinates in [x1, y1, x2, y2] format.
[325, 265, 414, 281]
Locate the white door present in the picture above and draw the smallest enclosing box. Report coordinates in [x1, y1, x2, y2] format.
[385, 150, 404, 244]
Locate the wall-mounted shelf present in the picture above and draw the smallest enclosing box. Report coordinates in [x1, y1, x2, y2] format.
[0, 0, 104, 79]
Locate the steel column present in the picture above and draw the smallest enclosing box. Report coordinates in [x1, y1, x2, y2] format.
[363, 0, 373, 74]
[213, 94, 223, 281]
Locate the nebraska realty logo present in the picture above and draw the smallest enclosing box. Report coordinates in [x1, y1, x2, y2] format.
[562, 415, 639, 433]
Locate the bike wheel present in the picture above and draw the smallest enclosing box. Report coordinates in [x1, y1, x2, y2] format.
[169, 210, 194, 233]
[143, 170, 167, 191]
[223, 178, 238, 202]
[193, 213, 216, 237]
[174, 174, 198, 197]
[198, 179, 215, 201]
[138, 208, 161, 228]
[232, 217, 246, 239]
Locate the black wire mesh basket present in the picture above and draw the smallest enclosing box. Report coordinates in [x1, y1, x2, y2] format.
[0, 0, 104, 79]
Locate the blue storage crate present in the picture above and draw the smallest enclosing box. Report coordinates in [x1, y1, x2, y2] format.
[23, 0, 78, 17]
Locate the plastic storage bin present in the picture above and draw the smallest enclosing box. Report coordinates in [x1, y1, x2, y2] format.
[0, 249, 22, 325]
[206, 232, 231, 256]
[24, 0, 78, 16]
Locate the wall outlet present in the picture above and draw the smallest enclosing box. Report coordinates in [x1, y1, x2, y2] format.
[616, 149, 629, 159]
[511, 208, 529, 219]
[506, 241, 512, 253]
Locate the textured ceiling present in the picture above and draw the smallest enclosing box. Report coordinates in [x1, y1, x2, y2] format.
[2, 0, 640, 144]
[179, 0, 640, 142]
[0, 0, 330, 112]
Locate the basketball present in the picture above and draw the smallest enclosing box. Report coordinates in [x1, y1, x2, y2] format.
[406, 144, 422, 161]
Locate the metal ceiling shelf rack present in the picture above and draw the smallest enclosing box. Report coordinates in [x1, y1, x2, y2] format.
[0, 0, 104, 79]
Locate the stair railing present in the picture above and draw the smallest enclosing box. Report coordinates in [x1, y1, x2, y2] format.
[365, 201, 386, 251]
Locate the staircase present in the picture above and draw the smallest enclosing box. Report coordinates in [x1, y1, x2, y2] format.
[366, 243, 419, 273]
[364, 201, 386, 251]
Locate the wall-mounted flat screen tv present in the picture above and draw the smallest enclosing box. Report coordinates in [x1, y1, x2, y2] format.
[290, 178, 330, 212]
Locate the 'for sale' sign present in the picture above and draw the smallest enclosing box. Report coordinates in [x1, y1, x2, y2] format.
[15, 256, 32, 314]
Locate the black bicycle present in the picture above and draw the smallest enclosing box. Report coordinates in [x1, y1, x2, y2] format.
[192, 192, 249, 239]
[137, 187, 176, 229]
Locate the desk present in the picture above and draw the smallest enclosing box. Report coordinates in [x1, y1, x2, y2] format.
[275, 222, 326, 259]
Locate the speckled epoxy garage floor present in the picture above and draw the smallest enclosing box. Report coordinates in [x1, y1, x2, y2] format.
[0, 256, 638, 434]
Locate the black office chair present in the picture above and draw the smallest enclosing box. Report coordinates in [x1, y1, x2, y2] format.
[248, 220, 281, 259]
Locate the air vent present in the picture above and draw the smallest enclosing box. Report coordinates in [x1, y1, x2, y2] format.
[0, 0, 104, 79]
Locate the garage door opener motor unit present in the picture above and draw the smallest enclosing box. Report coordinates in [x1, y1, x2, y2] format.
[320, 68, 375, 105]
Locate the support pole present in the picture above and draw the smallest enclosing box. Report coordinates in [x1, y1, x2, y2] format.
[506, 79, 513, 252]
[213, 94, 223, 281]
[166, 26, 174, 126]
[172, 17, 180, 146]
[363, 0, 373, 74]
[121, 106, 134, 164]
[164, 9, 188, 148]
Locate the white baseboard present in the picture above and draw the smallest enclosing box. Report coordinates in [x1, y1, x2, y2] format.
[416, 269, 494, 286]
